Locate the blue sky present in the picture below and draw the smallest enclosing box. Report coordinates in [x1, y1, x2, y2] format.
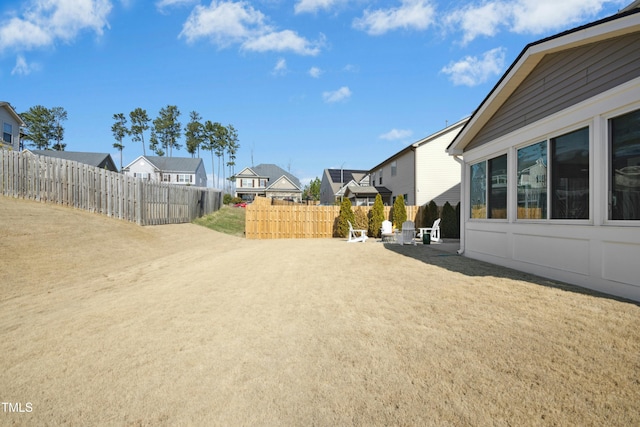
[0, 0, 629, 187]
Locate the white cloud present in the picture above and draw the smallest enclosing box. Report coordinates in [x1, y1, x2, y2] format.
[294, 0, 343, 14]
[308, 66, 322, 78]
[11, 54, 39, 75]
[0, 0, 112, 52]
[272, 58, 287, 75]
[441, 47, 506, 86]
[156, 0, 198, 12]
[322, 86, 351, 103]
[353, 0, 436, 36]
[445, 0, 623, 45]
[379, 128, 413, 140]
[242, 30, 323, 56]
[180, 1, 323, 55]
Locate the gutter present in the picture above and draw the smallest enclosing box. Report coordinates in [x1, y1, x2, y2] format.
[453, 154, 465, 255]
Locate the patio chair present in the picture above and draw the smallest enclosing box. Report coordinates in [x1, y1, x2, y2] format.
[380, 220, 394, 242]
[395, 220, 417, 246]
[347, 220, 368, 243]
[419, 218, 442, 243]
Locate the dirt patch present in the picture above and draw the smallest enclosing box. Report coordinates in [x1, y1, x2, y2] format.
[1, 197, 639, 426]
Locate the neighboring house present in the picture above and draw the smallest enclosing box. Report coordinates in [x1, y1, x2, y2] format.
[447, 3, 640, 301]
[1, 102, 26, 151]
[28, 150, 118, 172]
[234, 164, 302, 201]
[122, 156, 207, 187]
[319, 168, 384, 205]
[369, 118, 469, 207]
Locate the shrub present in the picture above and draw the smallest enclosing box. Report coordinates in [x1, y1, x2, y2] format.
[368, 194, 385, 238]
[441, 201, 457, 238]
[337, 198, 355, 238]
[223, 194, 234, 205]
[455, 202, 461, 238]
[353, 207, 368, 231]
[392, 196, 407, 228]
[423, 200, 439, 227]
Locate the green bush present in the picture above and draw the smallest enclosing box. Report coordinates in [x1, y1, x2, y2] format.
[223, 194, 234, 204]
[392, 196, 407, 228]
[423, 200, 439, 227]
[441, 201, 457, 238]
[368, 194, 385, 238]
[337, 198, 355, 238]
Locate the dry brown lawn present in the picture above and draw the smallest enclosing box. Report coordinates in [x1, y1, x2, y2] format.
[1, 196, 639, 426]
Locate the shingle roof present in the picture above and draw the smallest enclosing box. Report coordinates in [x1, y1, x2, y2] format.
[30, 150, 116, 170]
[144, 156, 204, 173]
[251, 163, 301, 188]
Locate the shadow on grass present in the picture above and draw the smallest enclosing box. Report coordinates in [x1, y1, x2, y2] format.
[383, 239, 638, 305]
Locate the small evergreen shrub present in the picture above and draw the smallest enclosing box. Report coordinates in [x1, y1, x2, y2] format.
[368, 194, 385, 238]
[423, 200, 439, 227]
[353, 207, 368, 231]
[441, 201, 457, 238]
[337, 198, 355, 238]
[392, 196, 407, 228]
[455, 202, 461, 238]
[223, 194, 234, 204]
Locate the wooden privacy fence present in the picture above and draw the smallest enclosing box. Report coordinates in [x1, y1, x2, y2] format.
[0, 150, 221, 225]
[245, 201, 423, 239]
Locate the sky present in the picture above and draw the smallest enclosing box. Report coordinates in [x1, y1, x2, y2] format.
[0, 0, 630, 188]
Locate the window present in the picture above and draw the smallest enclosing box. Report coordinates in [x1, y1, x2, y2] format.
[163, 174, 171, 182]
[241, 178, 253, 188]
[259, 179, 268, 188]
[134, 173, 149, 180]
[470, 154, 507, 219]
[3, 123, 12, 144]
[177, 174, 191, 183]
[379, 169, 383, 185]
[610, 109, 640, 220]
[470, 161, 486, 218]
[391, 161, 397, 177]
[517, 141, 547, 219]
[551, 127, 589, 219]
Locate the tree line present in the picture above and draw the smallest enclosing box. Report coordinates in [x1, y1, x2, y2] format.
[19, 105, 68, 151]
[112, 106, 240, 189]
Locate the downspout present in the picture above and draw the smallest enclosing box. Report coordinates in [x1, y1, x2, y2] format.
[453, 154, 465, 255]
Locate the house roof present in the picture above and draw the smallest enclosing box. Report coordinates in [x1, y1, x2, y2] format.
[447, 5, 640, 154]
[29, 150, 116, 170]
[123, 155, 204, 173]
[236, 164, 301, 188]
[326, 168, 368, 185]
[0, 102, 26, 127]
[369, 117, 469, 172]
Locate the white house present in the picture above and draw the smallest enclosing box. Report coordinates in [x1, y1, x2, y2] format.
[122, 156, 207, 187]
[233, 164, 302, 202]
[447, 3, 640, 301]
[1, 102, 25, 151]
[369, 117, 469, 207]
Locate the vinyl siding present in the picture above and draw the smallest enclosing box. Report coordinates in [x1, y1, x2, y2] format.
[415, 127, 462, 206]
[467, 31, 640, 151]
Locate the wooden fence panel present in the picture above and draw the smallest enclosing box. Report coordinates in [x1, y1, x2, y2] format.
[245, 203, 424, 239]
[0, 150, 222, 226]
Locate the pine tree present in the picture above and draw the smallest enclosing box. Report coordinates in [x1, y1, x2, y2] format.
[337, 198, 355, 238]
[368, 194, 385, 238]
[392, 196, 407, 228]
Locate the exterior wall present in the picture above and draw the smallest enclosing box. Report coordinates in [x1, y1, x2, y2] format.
[460, 78, 640, 301]
[124, 157, 206, 187]
[469, 32, 640, 151]
[124, 158, 158, 181]
[415, 127, 463, 206]
[372, 151, 415, 204]
[1, 108, 21, 151]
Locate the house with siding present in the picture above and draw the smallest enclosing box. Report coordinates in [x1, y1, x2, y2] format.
[1, 102, 25, 151]
[28, 150, 118, 172]
[369, 118, 469, 207]
[122, 156, 207, 187]
[447, 2, 640, 301]
[319, 169, 383, 205]
[233, 164, 302, 202]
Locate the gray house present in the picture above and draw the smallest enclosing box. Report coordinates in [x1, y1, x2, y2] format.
[1, 102, 25, 151]
[28, 150, 118, 172]
[447, 2, 640, 301]
[319, 168, 380, 205]
[122, 156, 207, 187]
[234, 164, 302, 202]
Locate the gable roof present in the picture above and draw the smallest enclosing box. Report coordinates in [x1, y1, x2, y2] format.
[247, 163, 301, 188]
[370, 117, 469, 172]
[325, 168, 368, 185]
[266, 175, 302, 191]
[0, 102, 26, 127]
[123, 155, 204, 173]
[448, 5, 640, 154]
[28, 150, 117, 171]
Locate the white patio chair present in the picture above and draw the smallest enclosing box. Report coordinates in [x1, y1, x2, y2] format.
[396, 220, 416, 246]
[347, 220, 368, 243]
[380, 220, 394, 242]
[420, 218, 442, 243]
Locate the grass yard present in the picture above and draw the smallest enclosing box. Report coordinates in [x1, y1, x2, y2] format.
[192, 204, 246, 236]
